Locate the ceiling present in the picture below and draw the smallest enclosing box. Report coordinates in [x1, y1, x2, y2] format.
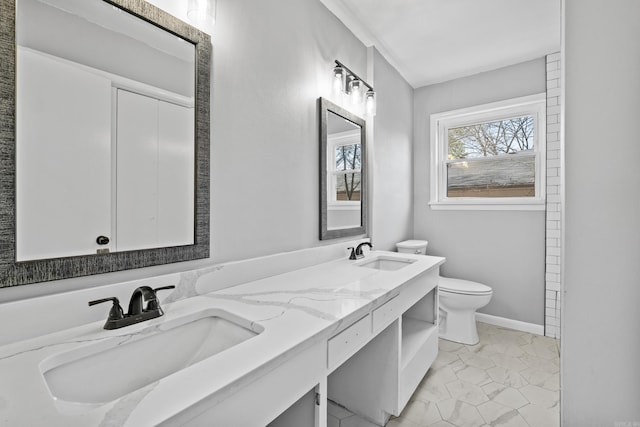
[320, 0, 561, 88]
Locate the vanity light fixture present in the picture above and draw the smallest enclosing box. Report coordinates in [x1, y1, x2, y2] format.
[332, 60, 376, 116]
[187, 0, 216, 28]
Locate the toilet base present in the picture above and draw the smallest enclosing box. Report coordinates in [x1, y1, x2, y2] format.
[439, 309, 479, 345]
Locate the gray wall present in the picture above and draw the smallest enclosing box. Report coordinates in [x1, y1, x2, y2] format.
[2, 0, 416, 301]
[210, 0, 367, 262]
[563, 0, 640, 424]
[413, 59, 547, 325]
[370, 48, 414, 250]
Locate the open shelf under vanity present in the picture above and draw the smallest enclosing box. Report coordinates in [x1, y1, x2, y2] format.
[326, 270, 440, 426]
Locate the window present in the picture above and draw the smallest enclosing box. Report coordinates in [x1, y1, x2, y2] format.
[430, 94, 546, 210]
[328, 130, 361, 205]
[334, 143, 362, 201]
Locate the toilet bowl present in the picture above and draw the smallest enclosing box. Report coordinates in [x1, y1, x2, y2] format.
[396, 240, 493, 345]
[438, 277, 492, 345]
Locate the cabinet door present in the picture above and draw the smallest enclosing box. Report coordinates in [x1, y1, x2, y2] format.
[16, 48, 112, 261]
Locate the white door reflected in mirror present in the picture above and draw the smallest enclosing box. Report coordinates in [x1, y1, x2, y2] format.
[15, 0, 196, 261]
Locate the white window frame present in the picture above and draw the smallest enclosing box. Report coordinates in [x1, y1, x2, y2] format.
[429, 93, 546, 210]
[328, 129, 362, 210]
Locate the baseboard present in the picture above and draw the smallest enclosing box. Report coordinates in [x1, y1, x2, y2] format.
[475, 313, 544, 336]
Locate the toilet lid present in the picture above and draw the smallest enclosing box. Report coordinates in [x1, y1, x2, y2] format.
[396, 239, 428, 249]
[439, 277, 492, 295]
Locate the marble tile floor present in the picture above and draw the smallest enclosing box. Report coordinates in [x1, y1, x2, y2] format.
[329, 322, 560, 427]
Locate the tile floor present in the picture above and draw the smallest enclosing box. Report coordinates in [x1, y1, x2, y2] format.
[329, 322, 560, 427]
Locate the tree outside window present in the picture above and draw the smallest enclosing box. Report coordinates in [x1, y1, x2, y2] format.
[335, 143, 361, 201]
[447, 115, 536, 198]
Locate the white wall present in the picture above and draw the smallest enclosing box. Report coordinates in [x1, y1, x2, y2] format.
[413, 59, 547, 325]
[562, 0, 640, 424]
[370, 48, 414, 250]
[2, 0, 415, 302]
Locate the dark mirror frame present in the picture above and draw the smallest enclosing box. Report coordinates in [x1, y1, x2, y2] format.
[0, 0, 211, 287]
[319, 97, 367, 240]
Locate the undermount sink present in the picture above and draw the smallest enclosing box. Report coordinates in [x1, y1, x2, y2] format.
[357, 255, 417, 271]
[39, 309, 262, 408]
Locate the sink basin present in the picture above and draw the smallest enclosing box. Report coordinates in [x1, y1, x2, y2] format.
[358, 256, 416, 271]
[40, 309, 262, 407]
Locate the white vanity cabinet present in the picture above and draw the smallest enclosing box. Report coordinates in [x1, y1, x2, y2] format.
[198, 260, 440, 427]
[171, 259, 441, 427]
[327, 268, 439, 425]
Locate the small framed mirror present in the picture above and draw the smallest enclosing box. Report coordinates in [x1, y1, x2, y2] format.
[319, 98, 367, 240]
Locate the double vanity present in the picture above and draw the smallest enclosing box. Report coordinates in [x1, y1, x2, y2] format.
[0, 250, 444, 426]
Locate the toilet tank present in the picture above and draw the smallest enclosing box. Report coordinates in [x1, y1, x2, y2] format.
[396, 240, 428, 255]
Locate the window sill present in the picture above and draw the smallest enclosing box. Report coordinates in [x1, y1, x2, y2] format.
[328, 203, 361, 211]
[429, 200, 545, 211]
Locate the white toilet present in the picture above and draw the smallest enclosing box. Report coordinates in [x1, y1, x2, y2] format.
[396, 240, 493, 345]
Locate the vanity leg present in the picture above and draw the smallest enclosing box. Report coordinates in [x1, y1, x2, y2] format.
[314, 377, 328, 427]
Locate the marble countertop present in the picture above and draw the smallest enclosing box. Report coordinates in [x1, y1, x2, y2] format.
[0, 251, 444, 426]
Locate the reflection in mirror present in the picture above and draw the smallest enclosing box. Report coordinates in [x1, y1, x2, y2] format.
[327, 117, 361, 230]
[319, 98, 367, 240]
[0, 0, 211, 286]
[16, 0, 196, 260]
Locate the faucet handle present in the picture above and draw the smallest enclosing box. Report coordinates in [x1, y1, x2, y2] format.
[347, 247, 357, 260]
[88, 297, 124, 321]
[128, 285, 176, 315]
[147, 286, 176, 310]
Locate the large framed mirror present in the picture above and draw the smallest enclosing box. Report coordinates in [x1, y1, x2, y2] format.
[319, 97, 367, 240]
[0, 0, 211, 287]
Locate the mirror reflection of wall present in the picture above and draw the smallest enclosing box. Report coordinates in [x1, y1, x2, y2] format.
[15, 0, 196, 261]
[326, 111, 362, 230]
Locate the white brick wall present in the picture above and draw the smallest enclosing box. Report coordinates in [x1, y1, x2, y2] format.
[545, 52, 562, 339]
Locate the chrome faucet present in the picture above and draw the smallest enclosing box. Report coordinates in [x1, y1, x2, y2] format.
[348, 242, 373, 260]
[89, 285, 175, 330]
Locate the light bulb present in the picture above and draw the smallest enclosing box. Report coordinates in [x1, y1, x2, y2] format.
[332, 65, 346, 100]
[365, 90, 376, 116]
[187, 0, 216, 28]
[349, 79, 363, 108]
